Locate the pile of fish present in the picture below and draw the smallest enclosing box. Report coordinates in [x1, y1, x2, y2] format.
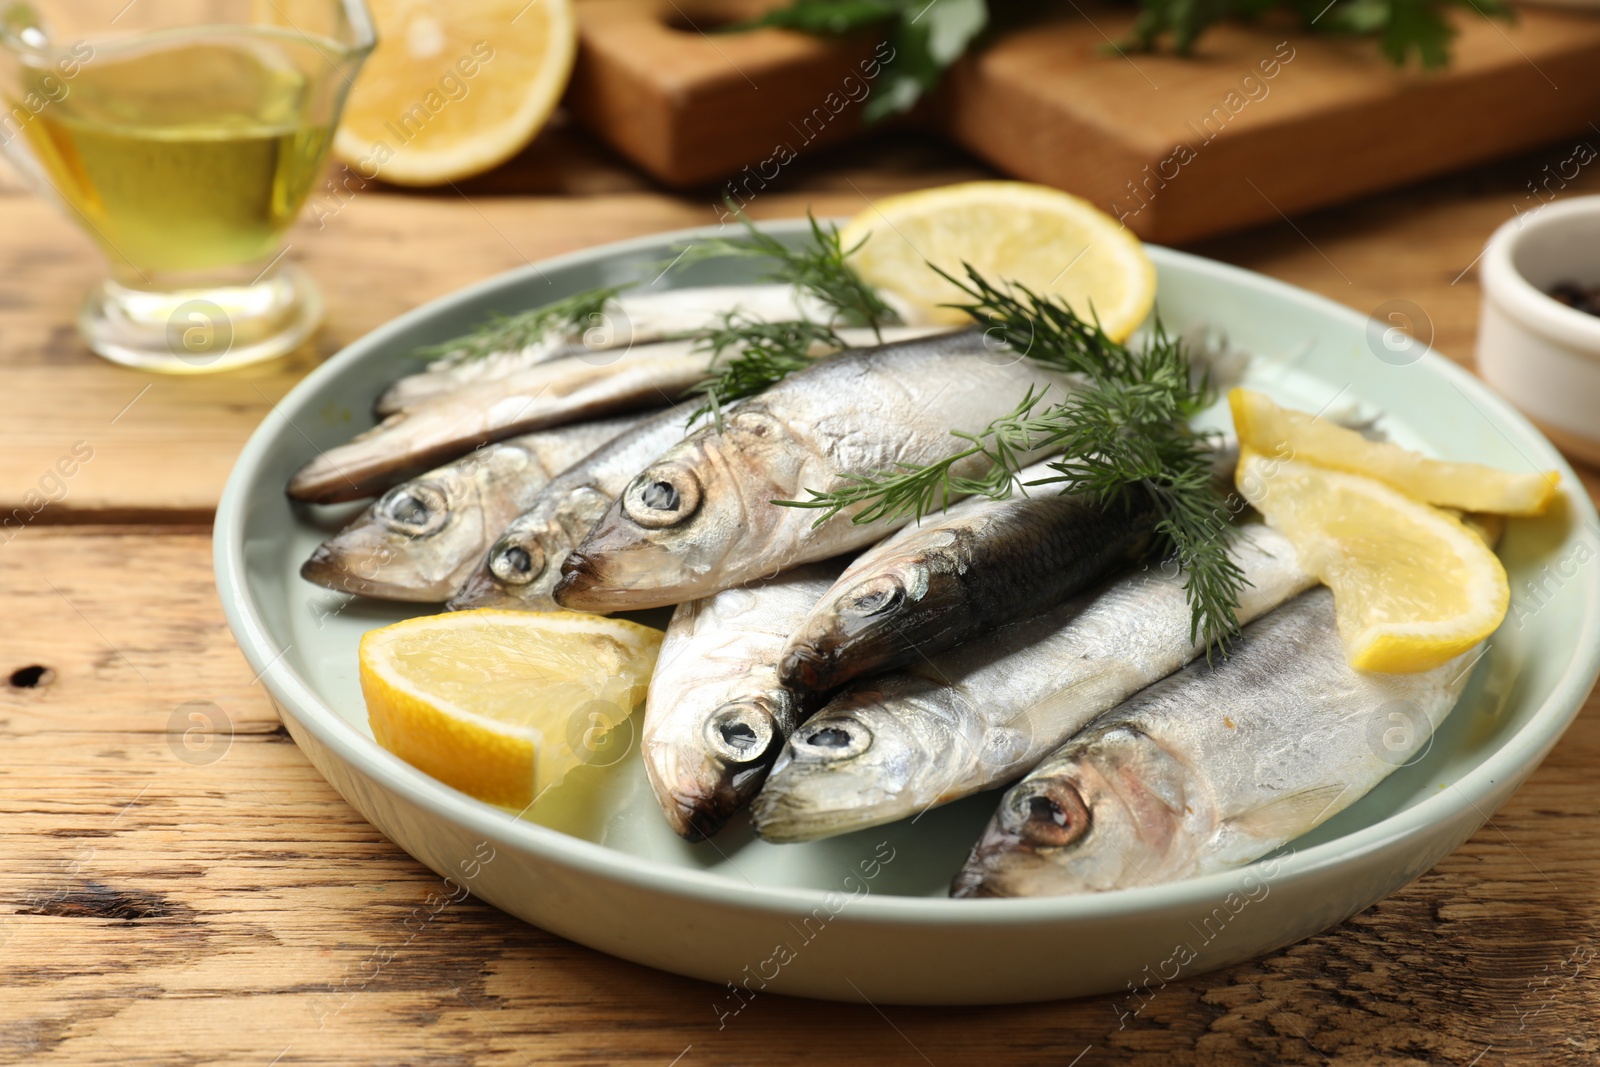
[293, 282, 1482, 899]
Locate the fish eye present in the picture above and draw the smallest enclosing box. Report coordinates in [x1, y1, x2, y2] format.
[844, 575, 906, 618]
[622, 468, 701, 528]
[488, 535, 547, 585]
[640, 481, 678, 511]
[1016, 783, 1091, 849]
[377, 483, 447, 537]
[792, 721, 872, 760]
[705, 702, 775, 764]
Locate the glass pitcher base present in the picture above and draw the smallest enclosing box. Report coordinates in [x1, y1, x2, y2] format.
[78, 263, 323, 374]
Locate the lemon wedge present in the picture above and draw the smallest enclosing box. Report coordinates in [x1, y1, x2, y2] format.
[1236, 450, 1508, 673]
[1230, 389, 1558, 516]
[333, 0, 576, 186]
[359, 610, 661, 808]
[837, 181, 1156, 337]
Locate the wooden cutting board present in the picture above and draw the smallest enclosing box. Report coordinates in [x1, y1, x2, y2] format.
[568, 0, 1600, 242]
[568, 0, 889, 193]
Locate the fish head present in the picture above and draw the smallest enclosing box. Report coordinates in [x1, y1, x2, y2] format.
[555, 413, 797, 611]
[450, 484, 614, 611]
[643, 691, 794, 841]
[951, 725, 1191, 898]
[779, 548, 966, 689]
[301, 458, 494, 601]
[750, 686, 938, 843]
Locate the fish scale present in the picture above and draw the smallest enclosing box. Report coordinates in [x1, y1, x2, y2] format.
[552, 328, 1081, 613]
[449, 401, 708, 612]
[749, 524, 1319, 844]
[287, 338, 718, 504]
[375, 284, 837, 415]
[952, 586, 1479, 898]
[777, 461, 1164, 691]
[299, 413, 649, 603]
[641, 562, 843, 841]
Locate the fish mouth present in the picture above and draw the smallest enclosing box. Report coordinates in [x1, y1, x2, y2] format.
[448, 569, 541, 611]
[748, 719, 889, 843]
[552, 546, 690, 612]
[779, 633, 908, 691]
[777, 644, 836, 690]
[949, 782, 1093, 898]
[661, 785, 745, 843]
[551, 549, 610, 609]
[647, 702, 784, 842]
[949, 820, 1030, 898]
[949, 850, 1015, 898]
[649, 761, 776, 843]
[299, 544, 446, 602]
[780, 576, 923, 689]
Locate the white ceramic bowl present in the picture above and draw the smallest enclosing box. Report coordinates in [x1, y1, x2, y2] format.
[216, 222, 1600, 1005]
[1478, 195, 1600, 464]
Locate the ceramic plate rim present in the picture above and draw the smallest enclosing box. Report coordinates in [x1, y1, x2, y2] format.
[214, 221, 1600, 924]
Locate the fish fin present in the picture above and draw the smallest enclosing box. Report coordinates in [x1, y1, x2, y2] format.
[1226, 784, 1351, 839]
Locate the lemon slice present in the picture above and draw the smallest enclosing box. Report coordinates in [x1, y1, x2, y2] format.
[1231, 389, 1559, 516]
[1236, 450, 1508, 673]
[836, 181, 1156, 337]
[359, 610, 661, 808]
[333, 0, 576, 186]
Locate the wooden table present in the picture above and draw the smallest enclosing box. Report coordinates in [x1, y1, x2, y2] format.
[4, 114, 1599, 1066]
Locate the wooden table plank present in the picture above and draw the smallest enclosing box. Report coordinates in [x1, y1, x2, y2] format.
[1, 526, 1597, 1064]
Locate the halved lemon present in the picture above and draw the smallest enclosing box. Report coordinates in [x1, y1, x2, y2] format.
[359, 610, 661, 808]
[1231, 388, 1559, 516]
[837, 181, 1156, 337]
[333, 0, 576, 186]
[1236, 450, 1508, 673]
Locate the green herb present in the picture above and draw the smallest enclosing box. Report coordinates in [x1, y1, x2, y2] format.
[1120, 0, 1511, 67]
[675, 207, 898, 333]
[730, 0, 987, 122]
[775, 265, 1247, 654]
[735, 0, 1512, 117]
[684, 315, 847, 428]
[409, 285, 623, 365]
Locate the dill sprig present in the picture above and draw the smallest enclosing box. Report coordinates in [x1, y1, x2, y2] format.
[776, 264, 1247, 654]
[683, 315, 846, 428]
[675, 206, 898, 334]
[409, 285, 623, 365]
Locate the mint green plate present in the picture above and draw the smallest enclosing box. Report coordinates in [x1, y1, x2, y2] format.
[214, 222, 1600, 1004]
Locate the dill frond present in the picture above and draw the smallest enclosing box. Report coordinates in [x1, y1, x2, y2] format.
[673, 205, 898, 333]
[776, 263, 1248, 655]
[409, 286, 623, 366]
[683, 315, 846, 428]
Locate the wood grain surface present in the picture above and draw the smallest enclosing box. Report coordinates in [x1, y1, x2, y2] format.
[3, 115, 1599, 1065]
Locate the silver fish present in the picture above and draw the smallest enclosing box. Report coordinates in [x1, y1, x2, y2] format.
[447, 402, 707, 612]
[287, 338, 715, 504]
[778, 462, 1161, 691]
[446, 327, 939, 612]
[377, 284, 837, 415]
[951, 586, 1478, 898]
[750, 525, 1320, 843]
[642, 562, 843, 840]
[553, 329, 1077, 613]
[299, 414, 647, 602]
